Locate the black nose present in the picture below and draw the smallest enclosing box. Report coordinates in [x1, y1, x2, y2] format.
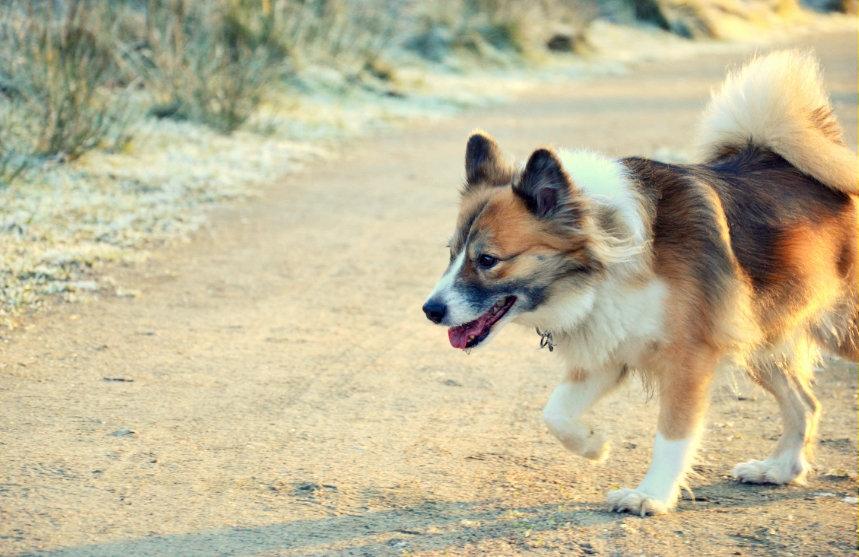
[422, 300, 447, 324]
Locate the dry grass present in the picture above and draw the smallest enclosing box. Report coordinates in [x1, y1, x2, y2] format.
[0, 2, 134, 183]
[0, 0, 597, 162]
[0, 0, 599, 191]
[406, 0, 597, 63]
[0, 0, 852, 324]
[2, 0, 590, 325]
[132, 1, 282, 133]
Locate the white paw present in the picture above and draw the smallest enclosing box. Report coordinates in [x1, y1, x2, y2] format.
[544, 418, 610, 461]
[581, 434, 610, 462]
[732, 457, 809, 485]
[606, 487, 671, 516]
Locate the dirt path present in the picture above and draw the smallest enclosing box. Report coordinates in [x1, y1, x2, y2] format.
[2, 32, 857, 557]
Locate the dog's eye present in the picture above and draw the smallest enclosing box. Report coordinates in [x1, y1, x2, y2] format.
[476, 254, 499, 269]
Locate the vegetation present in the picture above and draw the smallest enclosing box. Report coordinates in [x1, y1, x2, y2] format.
[0, 3, 132, 181]
[0, 0, 596, 186]
[0, 0, 850, 323]
[0, 0, 848, 185]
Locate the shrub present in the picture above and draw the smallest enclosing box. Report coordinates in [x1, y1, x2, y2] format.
[407, 0, 596, 63]
[0, 0, 133, 183]
[131, 0, 283, 133]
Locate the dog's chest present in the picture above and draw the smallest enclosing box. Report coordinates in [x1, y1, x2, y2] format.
[554, 279, 668, 370]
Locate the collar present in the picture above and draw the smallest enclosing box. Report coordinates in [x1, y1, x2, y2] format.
[535, 328, 555, 352]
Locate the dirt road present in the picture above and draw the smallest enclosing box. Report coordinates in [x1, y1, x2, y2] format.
[2, 32, 857, 556]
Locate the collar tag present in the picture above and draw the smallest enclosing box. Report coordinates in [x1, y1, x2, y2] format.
[536, 328, 554, 352]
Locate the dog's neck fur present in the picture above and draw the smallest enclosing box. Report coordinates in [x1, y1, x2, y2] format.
[559, 149, 649, 247]
[515, 150, 663, 369]
[517, 274, 667, 370]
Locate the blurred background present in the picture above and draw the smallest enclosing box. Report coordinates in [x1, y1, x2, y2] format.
[0, 0, 855, 324]
[1, 3, 856, 555]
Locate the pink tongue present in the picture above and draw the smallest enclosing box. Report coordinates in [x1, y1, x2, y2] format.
[448, 317, 488, 349]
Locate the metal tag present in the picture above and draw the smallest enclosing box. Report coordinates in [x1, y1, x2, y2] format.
[536, 328, 554, 352]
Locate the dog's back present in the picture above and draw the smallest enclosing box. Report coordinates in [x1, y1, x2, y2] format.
[700, 52, 857, 358]
[612, 50, 856, 494]
[625, 50, 858, 361]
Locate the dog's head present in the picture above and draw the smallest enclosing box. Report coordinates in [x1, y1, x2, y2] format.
[423, 132, 631, 350]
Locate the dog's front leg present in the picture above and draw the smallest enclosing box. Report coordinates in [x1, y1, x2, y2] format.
[607, 349, 716, 516]
[543, 365, 625, 462]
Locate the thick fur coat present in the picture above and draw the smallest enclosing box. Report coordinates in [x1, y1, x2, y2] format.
[422, 51, 858, 515]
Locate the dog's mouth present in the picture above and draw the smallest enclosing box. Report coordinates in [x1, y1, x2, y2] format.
[448, 296, 517, 350]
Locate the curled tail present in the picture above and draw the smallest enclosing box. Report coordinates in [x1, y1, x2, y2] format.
[697, 50, 858, 195]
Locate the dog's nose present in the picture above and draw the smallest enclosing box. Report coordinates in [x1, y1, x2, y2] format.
[422, 300, 447, 324]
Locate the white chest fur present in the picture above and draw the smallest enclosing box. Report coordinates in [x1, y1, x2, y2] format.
[548, 278, 667, 371]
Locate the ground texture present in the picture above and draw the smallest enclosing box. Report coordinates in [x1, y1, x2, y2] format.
[1, 32, 857, 557]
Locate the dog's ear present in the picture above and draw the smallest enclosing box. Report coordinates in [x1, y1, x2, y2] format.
[465, 131, 513, 189]
[514, 148, 585, 226]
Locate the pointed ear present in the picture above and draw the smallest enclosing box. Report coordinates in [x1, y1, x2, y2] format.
[514, 148, 584, 225]
[465, 131, 513, 188]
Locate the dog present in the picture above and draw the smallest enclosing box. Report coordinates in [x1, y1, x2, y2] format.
[421, 50, 858, 515]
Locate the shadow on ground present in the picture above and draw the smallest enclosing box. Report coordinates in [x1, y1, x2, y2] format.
[32, 483, 822, 557]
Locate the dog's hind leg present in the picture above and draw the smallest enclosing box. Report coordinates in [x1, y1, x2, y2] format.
[607, 346, 718, 516]
[543, 364, 626, 462]
[733, 337, 820, 485]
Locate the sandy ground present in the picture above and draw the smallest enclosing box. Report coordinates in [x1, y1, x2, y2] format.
[1, 31, 857, 557]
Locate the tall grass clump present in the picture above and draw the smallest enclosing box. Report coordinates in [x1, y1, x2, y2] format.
[135, 0, 397, 133]
[134, 0, 284, 133]
[0, 0, 604, 186]
[275, 0, 398, 78]
[406, 0, 532, 63]
[0, 1, 134, 184]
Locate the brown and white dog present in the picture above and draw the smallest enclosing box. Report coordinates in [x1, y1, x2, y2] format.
[422, 51, 858, 515]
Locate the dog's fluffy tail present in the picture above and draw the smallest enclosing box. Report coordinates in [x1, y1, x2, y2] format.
[697, 50, 857, 195]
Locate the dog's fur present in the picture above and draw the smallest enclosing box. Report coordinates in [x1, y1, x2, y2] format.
[423, 50, 858, 515]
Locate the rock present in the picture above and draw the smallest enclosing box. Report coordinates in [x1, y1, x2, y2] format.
[406, 24, 453, 63]
[115, 288, 141, 299]
[292, 482, 336, 495]
[626, 0, 716, 39]
[110, 428, 135, 437]
[293, 482, 320, 494]
[802, 0, 851, 11]
[547, 33, 574, 52]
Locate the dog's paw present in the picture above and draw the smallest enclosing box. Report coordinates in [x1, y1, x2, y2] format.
[581, 434, 610, 462]
[732, 457, 808, 485]
[544, 417, 610, 462]
[606, 487, 670, 516]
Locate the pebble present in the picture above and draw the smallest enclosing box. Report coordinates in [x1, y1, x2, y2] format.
[115, 288, 141, 298]
[294, 482, 320, 493]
